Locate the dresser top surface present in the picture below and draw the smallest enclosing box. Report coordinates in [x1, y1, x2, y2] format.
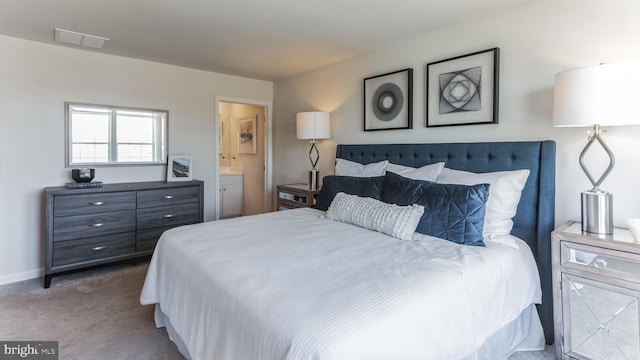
[555, 220, 640, 251]
[45, 180, 203, 195]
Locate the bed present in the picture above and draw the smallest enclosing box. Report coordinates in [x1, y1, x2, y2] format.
[141, 141, 556, 360]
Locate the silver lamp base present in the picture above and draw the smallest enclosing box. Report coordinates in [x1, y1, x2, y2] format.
[308, 169, 319, 190]
[581, 190, 613, 235]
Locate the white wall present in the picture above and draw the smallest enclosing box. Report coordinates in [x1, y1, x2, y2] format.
[273, 0, 640, 231]
[0, 34, 273, 284]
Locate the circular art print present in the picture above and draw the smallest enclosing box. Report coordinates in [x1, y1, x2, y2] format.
[371, 82, 404, 121]
[363, 68, 413, 131]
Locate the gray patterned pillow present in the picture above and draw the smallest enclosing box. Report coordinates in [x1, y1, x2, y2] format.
[326, 192, 424, 241]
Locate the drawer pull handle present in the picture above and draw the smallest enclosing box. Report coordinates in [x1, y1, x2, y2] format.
[91, 223, 104, 227]
[91, 201, 105, 206]
[164, 195, 174, 199]
[92, 246, 107, 251]
[163, 214, 174, 219]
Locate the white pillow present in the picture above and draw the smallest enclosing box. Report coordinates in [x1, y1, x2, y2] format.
[437, 167, 530, 237]
[335, 159, 388, 177]
[326, 192, 424, 241]
[386, 162, 445, 181]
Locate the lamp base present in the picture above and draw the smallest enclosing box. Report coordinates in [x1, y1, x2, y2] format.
[308, 169, 319, 190]
[581, 190, 613, 235]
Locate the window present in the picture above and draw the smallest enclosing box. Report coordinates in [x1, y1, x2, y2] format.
[66, 103, 167, 166]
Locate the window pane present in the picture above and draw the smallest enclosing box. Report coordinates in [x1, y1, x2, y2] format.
[117, 114, 153, 144]
[72, 113, 109, 143]
[72, 144, 109, 163]
[118, 144, 153, 162]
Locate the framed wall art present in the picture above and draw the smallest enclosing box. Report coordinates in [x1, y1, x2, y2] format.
[167, 155, 193, 181]
[426, 47, 499, 127]
[238, 114, 257, 155]
[363, 68, 413, 131]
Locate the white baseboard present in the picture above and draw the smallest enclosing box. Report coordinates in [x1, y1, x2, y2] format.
[0, 268, 43, 286]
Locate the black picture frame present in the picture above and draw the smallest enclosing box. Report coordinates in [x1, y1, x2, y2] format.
[363, 68, 413, 131]
[426, 48, 499, 127]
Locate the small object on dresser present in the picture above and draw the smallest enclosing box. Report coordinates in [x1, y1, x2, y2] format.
[65, 181, 103, 189]
[628, 218, 640, 242]
[72, 168, 95, 183]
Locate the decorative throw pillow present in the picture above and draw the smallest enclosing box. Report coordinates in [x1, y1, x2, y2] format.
[326, 192, 424, 241]
[386, 162, 445, 181]
[314, 175, 385, 211]
[381, 171, 490, 246]
[437, 167, 530, 237]
[335, 159, 388, 177]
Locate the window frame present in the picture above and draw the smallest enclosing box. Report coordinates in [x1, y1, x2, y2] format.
[65, 102, 169, 167]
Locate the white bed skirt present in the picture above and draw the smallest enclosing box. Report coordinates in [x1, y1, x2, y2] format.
[154, 303, 544, 360]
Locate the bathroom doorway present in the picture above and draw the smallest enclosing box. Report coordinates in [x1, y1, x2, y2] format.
[215, 97, 272, 219]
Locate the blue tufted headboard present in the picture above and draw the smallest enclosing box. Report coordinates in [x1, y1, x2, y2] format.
[336, 141, 556, 344]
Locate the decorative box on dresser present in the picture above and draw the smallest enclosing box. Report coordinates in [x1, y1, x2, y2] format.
[44, 180, 204, 288]
[552, 221, 640, 359]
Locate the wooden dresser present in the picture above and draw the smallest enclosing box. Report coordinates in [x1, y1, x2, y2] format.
[44, 180, 204, 288]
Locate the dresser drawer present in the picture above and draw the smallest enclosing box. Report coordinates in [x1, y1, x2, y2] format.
[53, 210, 136, 242]
[137, 203, 200, 230]
[136, 224, 195, 252]
[54, 191, 136, 217]
[137, 186, 200, 209]
[53, 232, 135, 267]
[560, 240, 640, 285]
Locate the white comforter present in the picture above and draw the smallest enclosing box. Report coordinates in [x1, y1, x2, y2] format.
[140, 208, 542, 360]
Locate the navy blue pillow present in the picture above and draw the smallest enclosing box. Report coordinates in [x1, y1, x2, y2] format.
[314, 175, 384, 211]
[381, 171, 489, 246]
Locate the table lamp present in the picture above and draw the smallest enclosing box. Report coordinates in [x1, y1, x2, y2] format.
[296, 111, 330, 190]
[553, 62, 640, 235]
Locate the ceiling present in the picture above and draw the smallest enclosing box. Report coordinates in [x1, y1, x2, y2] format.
[0, 0, 530, 81]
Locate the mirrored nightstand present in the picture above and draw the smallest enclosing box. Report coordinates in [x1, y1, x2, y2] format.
[552, 221, 640, 359]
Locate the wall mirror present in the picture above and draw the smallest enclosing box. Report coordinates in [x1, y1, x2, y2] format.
[65, 102, 168, 166]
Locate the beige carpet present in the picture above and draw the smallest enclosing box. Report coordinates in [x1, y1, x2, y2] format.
[0, 261, 183, 360]
[0, 261, 554, 360]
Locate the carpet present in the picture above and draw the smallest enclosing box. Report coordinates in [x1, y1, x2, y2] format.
[0, 262, 183, 359]
[0, 261, 554, 360]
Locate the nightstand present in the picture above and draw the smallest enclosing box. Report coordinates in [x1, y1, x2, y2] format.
[552, 221, 640, 359]
[276, 184, 320, 210]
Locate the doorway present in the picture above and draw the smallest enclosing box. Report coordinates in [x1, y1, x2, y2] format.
[214, 96, 272, 220]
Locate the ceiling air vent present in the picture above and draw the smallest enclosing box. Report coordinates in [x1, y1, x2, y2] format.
[54, 28, 109, 49]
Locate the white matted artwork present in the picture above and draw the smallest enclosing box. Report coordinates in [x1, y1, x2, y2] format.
[426, 48, 499, 127]
[363, 68, 413, 131]
[167, 155, 193, 181]
[238, 115, 257, 155]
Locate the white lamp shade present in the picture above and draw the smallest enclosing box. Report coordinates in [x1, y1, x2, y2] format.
[296, 111, 330, 139]
[553, 62, 640, 127]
